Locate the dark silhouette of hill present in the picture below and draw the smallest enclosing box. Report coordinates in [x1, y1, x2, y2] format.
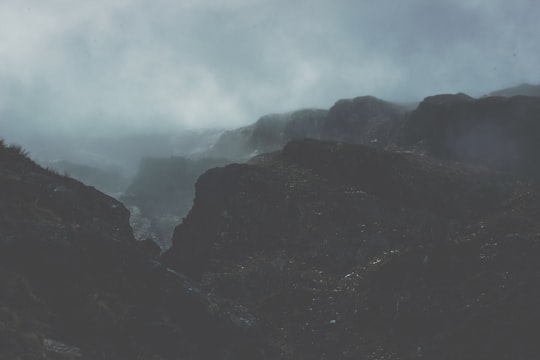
[206, 97, 411, 161]
[3, 84, 540, 359]
[399, 94, 540, 178]
[321, 96, 408, 145]
[131, 91, 540, 254]
[0, 140, 266, 359]
[163, 138, 540, 359]
[212, 92, 540, 180]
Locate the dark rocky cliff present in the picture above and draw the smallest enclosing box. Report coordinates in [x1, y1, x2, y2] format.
[4, 87, 540, 359]
[0, 141, 264, 359]
[321, 96, 408, 146]
[207, 93, 540, 182]
[206, 97, 407, 161]
[400, 94, 540, 178]
[163, 138, 540, 359]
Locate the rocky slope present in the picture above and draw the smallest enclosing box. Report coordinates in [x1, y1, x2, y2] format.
[0, 141, 264, 359]
[163, 138, 540, 359]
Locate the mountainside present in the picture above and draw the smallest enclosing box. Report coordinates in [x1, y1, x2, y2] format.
[207, 92, 540, 182]
[0, 141, 264, 359]
[400, 94, 540, 178]
[3, 85, 540, 359]
[206, 97, 408, 161]
[208, 109, 328, 160]
[321, 96, 408, 146]
[163, 138, 540, 359]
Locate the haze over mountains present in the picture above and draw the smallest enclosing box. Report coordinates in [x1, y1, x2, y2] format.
[2, 1, 540, 358]
[2, 82, 540, 358]
[4, 82, 538, 250]
[4, 82, 540, 178]
[2, 0, 540, 146]
[486, 83, 540, 97]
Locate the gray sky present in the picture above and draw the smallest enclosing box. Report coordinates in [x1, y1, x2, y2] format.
[1, 0, 539, 138]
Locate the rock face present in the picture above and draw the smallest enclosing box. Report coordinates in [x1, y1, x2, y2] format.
[0, 141, 264, 359]
[207, 98, 408, 161]
[207, 92, 540, 182]
[321, 96, 408, 146]
[400, 94, 540, 178]
[163, 139, 540, 359]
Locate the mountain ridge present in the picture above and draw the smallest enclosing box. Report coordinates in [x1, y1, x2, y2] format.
[3, 83, 540, 358]
[162, 138, 540, 358]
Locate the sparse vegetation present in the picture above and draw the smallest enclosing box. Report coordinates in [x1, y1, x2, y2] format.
[0, 139, 31, 159]
[8, 144, 30, 158]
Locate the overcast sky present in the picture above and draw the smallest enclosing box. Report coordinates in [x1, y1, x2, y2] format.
[1, 0, 539, 139]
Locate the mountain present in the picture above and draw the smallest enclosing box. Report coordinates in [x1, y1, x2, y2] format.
[3, 85, 540, 359]
[321, 95, 408, 146]
[207, 92, 540, 182]
[162, 138, 540, 359]
[0, 140, 265, 359]
[399, 93, 540, 178]
[207, 109, 328, 160]
[143, 92, 540, 254]
[487, 83, 540, 97]
[206, 97, 409, 161]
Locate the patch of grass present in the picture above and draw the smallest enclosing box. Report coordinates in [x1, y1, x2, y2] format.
[0, 139, 32, 160]
[8, 144, 30, 159]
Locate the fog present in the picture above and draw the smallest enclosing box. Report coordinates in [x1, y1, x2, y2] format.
[1, 0, 539, 163]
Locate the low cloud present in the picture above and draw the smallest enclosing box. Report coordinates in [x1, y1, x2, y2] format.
[1, 0, 539, 141]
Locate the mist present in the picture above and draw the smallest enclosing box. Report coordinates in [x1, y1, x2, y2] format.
[1, 0, 539, 163]
[3, 3, 540, 356]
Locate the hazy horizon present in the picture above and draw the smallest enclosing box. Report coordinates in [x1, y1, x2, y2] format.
[1, 0, 539, 147]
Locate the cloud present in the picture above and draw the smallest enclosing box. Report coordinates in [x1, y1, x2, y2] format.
[1, 0, 539, 141]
